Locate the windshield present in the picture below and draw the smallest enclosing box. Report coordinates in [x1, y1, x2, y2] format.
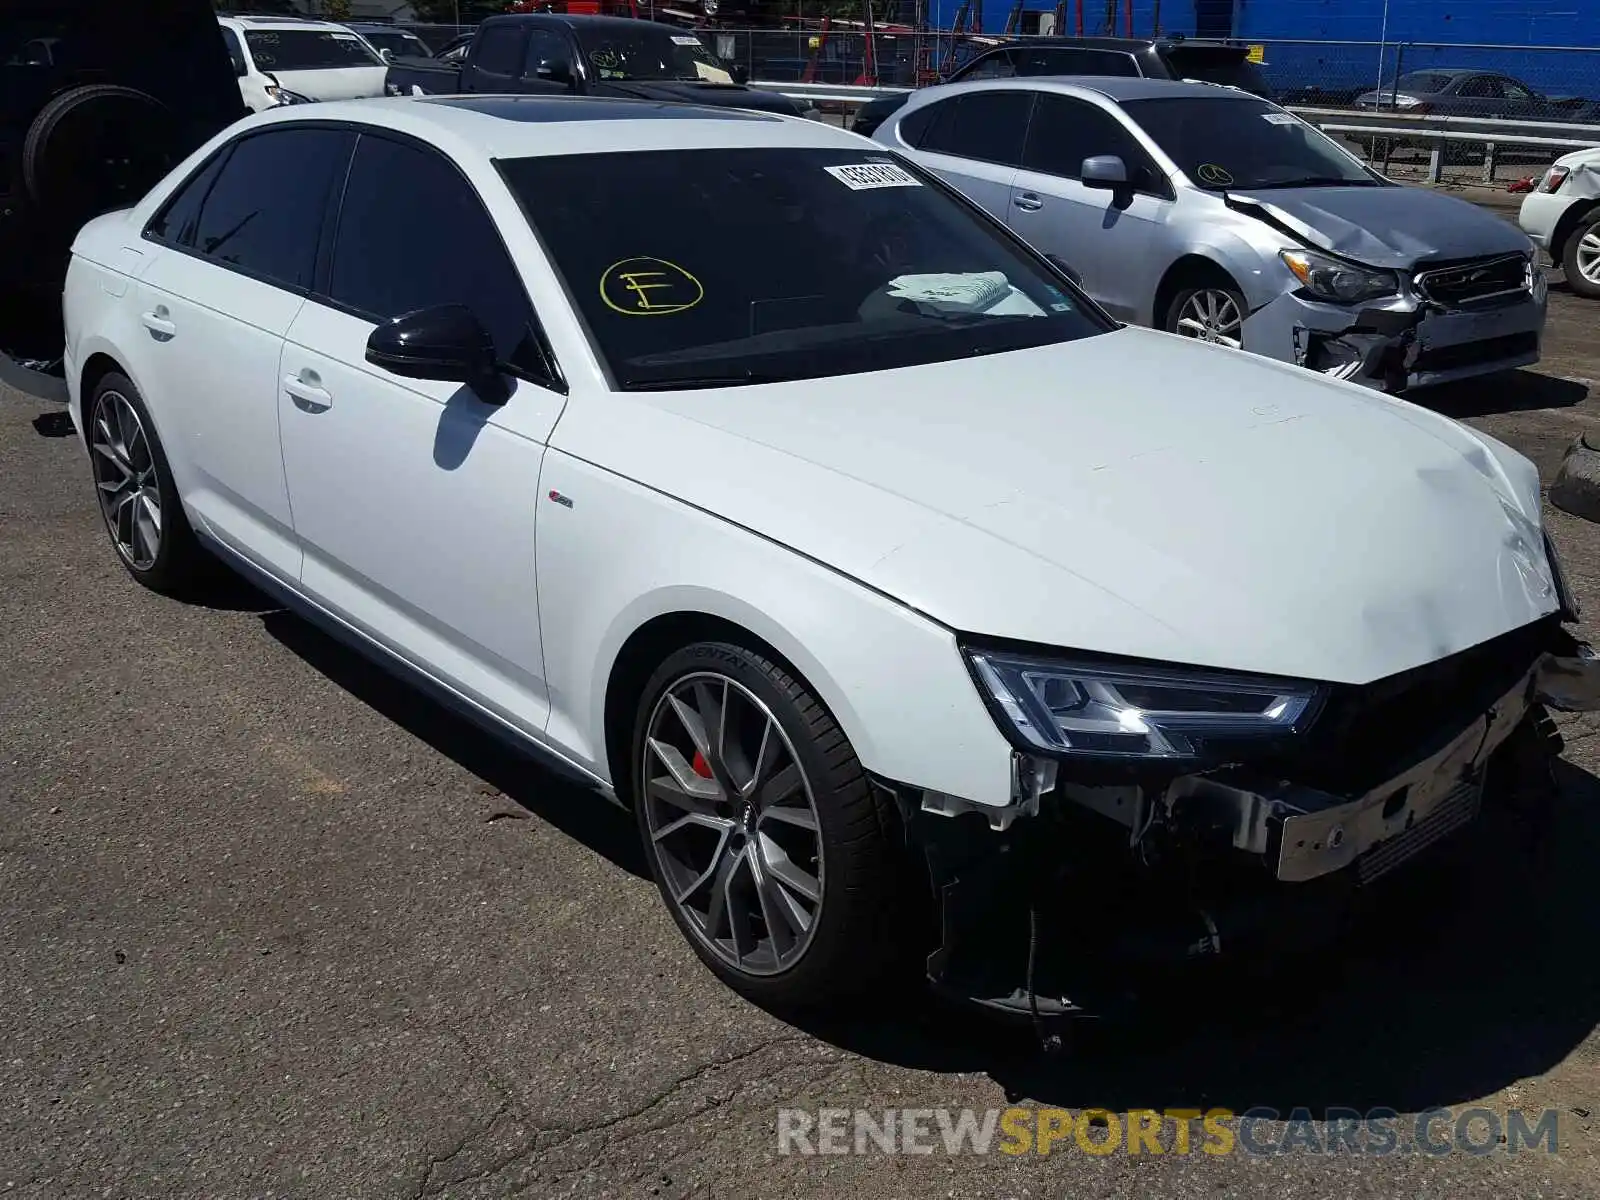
[1391, 71, 1453, 93]
[498, 148, 1108, 390]
[361, 29, 430, 58]
[244, 28, 383, 71]
[575, 27, 728, 82]
[1161, 47, 1270, 97]
[1124, 96, 1377, 190]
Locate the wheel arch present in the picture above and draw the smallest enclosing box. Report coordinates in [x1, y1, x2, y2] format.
[599, 601, 858, 811]
[1550, 198, 1600, 268]
[1153, 253, 1246, 329]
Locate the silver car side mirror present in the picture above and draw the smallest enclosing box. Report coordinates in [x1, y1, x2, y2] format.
[1080, 155, 1129, 189]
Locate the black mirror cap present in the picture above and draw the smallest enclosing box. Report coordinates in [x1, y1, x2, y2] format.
[365, 304, 499, 388]
[730, 63, 750, 84]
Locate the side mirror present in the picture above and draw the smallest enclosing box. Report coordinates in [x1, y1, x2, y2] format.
[534, 59, 574, 86]
[365, 304, 508, 404]
[729, 62, 750, 84]
[379, 48, 394, 63]
[1080, 155, 1129, 190]
[1044, 253, 1083, 288]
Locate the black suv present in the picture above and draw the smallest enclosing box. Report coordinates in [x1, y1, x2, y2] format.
[851, 35, 1270, 137]
[2, 0, 244, 387]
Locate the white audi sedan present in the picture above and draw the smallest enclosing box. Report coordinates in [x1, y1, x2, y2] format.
[61, 95, 1600, 1018]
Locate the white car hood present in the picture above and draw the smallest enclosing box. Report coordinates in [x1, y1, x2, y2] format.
[560, 327, 1558, 685]
[269, 65, 387, 100]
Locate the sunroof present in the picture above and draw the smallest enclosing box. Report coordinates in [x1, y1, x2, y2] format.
[423, 96, 779, 123]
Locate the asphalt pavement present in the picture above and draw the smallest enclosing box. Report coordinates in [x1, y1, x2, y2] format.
[4, 249, 1600, 1199]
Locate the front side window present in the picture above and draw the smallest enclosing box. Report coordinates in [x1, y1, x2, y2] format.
[917, 90, 1034, 165]
[362, 29, 430, 58]
[1022, 94, 1163, 190]
[472, 25, 526, 76]
[189, 127, 352, 289]
[327, 134, 545, 376]
[524, 29, 573, 76]
[221, 27, 247, 75]
[499, 147, 1109, 390]
[243, 28, 383, 71]
[957, 51, 1017, 81]
[1125, 96, 1378, 190]
[1456, 75, 1503, 98]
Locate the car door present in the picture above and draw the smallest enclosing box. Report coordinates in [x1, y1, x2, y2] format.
[278, 130, 567, 736]
[1451, 73, 1503, 118]
[1497, 76, 1542, 119]
[1007, 93, 1174, 321]
[134, 124, 353, 580]
[463, 20, 526, 91]
[898, 89, 1033, 219]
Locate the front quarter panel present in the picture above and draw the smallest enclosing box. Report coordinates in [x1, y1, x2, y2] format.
[535, 448, 1017, 809]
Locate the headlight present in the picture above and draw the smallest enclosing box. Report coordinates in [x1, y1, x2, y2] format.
[1281, 248, 1399, 303]
[965, 649, 1324, 760]
[1545, 531, 1581, 621]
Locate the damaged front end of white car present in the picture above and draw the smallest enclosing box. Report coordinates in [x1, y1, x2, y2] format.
[880, 549, 1599, 1029]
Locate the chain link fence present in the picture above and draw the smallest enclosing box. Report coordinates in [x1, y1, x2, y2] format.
[397, 22, 1600, 184]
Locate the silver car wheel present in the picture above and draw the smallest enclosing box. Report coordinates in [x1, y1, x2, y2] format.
[1576, 229, 1600, 286]
[1175, 289, 1244, 349]
[91, 389, 162, 571]
[641, 672, 824, 977]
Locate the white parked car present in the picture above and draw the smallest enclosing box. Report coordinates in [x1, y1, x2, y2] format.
[218, 14, 388, 112]
[1520, 147, 1600, 300]
[60, 97, 1599, 1015]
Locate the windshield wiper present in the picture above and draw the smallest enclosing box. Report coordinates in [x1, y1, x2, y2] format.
[621, 371, 793, 391]
[1249, 175, 1376, 189]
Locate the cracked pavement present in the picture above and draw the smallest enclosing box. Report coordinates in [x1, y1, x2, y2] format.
[4, 230, 1600, 1198]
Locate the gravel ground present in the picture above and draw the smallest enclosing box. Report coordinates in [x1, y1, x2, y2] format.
[4, 227, 1600, 1198]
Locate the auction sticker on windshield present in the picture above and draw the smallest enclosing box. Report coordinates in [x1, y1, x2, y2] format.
[1261, 112, 1296, 124]
[671, 35, 703, 45]
[825, 162, 922, 190]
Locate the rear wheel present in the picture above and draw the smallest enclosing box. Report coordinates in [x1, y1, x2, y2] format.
[1562, 210, 1600, 300]
[24, 85, 177, 236]
[87, 373, 206, 596]
[632, 641, 915, 1007]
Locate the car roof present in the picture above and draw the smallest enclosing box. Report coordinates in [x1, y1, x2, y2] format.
[923, 75, 1263, 104]
[217, 14, 352, 31]
[247, 94, 867, 159]
[976, 35, 1241, 52]
[482, 13, 689, 34]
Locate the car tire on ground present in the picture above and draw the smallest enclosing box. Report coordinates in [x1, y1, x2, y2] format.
[1561, 209, 1600, 300]
[631, 640, 918, 1008]
[24, 85, 177, 234]
[1163, 273, 1249, 350]
[86, 372, 207, 597]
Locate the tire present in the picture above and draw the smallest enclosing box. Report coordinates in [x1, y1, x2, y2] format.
[1163, 274, 1248, 351]
[631, 640, 917, 1008]
[1561, 210, 1600, 300]
[86, 372, 206, 597]
[23, 85, 177, 231]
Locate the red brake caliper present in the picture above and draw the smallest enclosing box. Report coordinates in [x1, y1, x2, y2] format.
[691, 751, 714, 780]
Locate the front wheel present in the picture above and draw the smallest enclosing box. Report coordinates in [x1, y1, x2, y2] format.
[1562, 210, 1600, 300]
[1164, 279, 1248, 349]
[632, 641, 916, 1007]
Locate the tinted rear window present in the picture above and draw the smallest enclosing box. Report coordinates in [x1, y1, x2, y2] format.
[1161, 46, 1269, 96]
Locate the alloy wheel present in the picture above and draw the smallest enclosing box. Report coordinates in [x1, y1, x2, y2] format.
[91, 389, 162, 570]
[641, 672, 825, 976]
[1174, 289, 1244, 348]
[1576, 228, 1600, 287]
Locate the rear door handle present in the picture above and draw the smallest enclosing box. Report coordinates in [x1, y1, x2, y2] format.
[140, 307, 175, 337]
[284, 372, 332, 411]
[1013, 192, 1044, 212]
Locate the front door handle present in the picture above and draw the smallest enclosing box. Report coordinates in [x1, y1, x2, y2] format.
[1013, 192, 1044, 212]
[284, 372, 332, 411]
[140, 307, 175, 337]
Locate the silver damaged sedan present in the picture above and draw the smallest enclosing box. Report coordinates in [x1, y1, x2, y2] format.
[876, 76, 1548, 391]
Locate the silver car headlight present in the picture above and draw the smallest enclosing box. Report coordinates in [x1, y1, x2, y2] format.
[1281, 248, 1399, 303]
[966, 649, 1324, 760]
